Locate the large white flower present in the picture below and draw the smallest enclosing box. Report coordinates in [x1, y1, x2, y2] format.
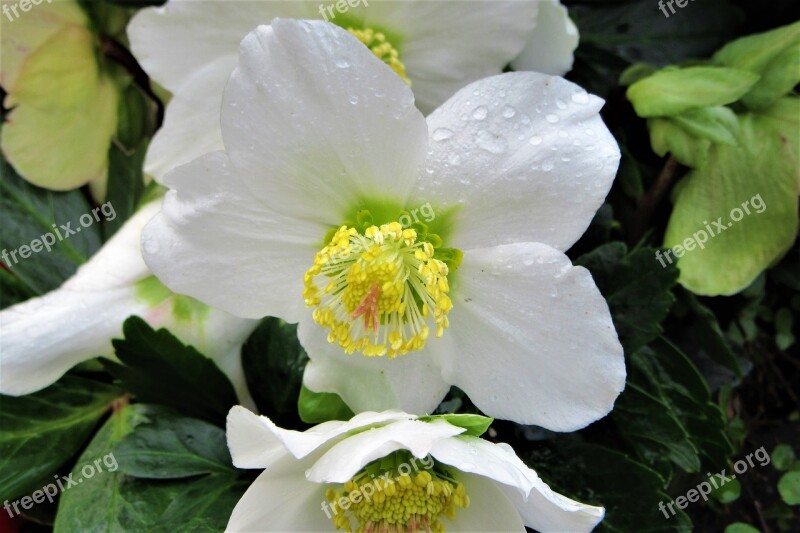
[226, 406, 604, 532]
[0, 200, 259, 401]
[128, 0, 580, 181]
[142, 19, 625, 430]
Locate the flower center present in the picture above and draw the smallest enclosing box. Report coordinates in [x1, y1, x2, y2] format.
[326, 464, 469, 532]
[303, 222, 452, 358]
[347, 27, 410, 84]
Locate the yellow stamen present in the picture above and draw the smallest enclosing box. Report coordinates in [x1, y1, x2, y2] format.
[348, 27, 410, 85]
[304, 222, 452, 358]
[327, 469, 469, 533]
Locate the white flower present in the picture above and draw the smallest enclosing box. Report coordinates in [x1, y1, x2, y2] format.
[512, 0, 580, 76]
[127, 0, 581, 181]
[142, 20, 625, 430]
[0, 200, 259, 401]
[226, 406, 605, 532]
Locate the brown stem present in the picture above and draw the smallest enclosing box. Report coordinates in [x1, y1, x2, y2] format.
[631, 156, 680, 244]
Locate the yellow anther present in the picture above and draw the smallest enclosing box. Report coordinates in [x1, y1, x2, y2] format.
[304, 222, 452, 358]
[326, 463, 468, 532]
[347, 27, 410, 85]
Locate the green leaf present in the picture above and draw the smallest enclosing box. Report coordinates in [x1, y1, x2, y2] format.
[103, 317, 238, 426]
[649, 118, 711, 168]
[576, 243, 678, 353]
[0, 376, 122, 500]
[419, 414, 493, 437]
[778, 471, 800, 505]
[241, 318, 308, 429]
[671, 107, 739, 145]
[114, 410, 235, 479]
[664, 97, 800, 295]
[712, 477, 741, 503]
[54, 403, 247, 532]
[527, 442, 691, 532]
[772, 444, 796, 471]
[0, 156, 102, 296]
[298, 385, 354, 424]
[677, 289, 743, 375]
[627, 67, 760, 118]
[713, 20, 800, 109]
[724, 522, 760, 533]
[614, 339, 733, 476]
[104, 141, 147, 238]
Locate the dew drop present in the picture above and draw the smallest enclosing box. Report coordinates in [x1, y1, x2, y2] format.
[546, 114, 560, 124]
[572, 91, 590, 105]
[472, 106, 488, 120]
[335, 59, 350, 69]
[349, 95, 359, 104]
[529, 135, 543, 146]
[502, 106, 516, 118]
[555, 98, 567, 110]
[542, 160, 554, 172]
[432, 128, 454, 141]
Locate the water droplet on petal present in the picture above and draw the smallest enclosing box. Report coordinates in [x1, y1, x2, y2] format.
[546, 114, 560, 124]
[349, 95, 359, 104]
[572, 91, 590, 104]
[502, 106, 516, 118]
[432, 128, 454, 141]
[335, 59, 350, 69]
[556, 98, 567, 110]
[529, 135, 543, 146]
[472, 106, 488, 120]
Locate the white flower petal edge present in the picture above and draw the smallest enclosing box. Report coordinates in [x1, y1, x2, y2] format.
[226, 452, 332, 533]
[140, 57, 231, 180]
[431, 437, 604, 532]
[0, 200, 259, 401]
[511, 0, 579, 76]
[220, 19, 427, 225]
[227, 405, 413, 468]
[226, 407, 605, 532]
[142, 151, 327, 321]
[299, 318, 452, 416]
[418, 71, 619, 253]
[431, 242, 626, 431]
[362, 0, 538, 114]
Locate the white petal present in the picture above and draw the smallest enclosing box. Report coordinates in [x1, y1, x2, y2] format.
[356, 0, 538, 113]
[127, 1, 309, 93]
[0, 285, 148, 395]
[445, 473, 525, 532]
[432, 437, 604, 532]
[225, 452, 330, 533]
[142, 151, 327, 321]
[141, 58, 229, 182]
[419, 72, 619, 252]
[227, 405, 413, 468]
[299, 319, 451, 415]
[306, 419, 464, 483]
[431, 242, 625, 430]
[500, 481, 604, 533]
[0, 203, 158, 395]
[512, 0, 579, 76]
[221, 20, 428, 225]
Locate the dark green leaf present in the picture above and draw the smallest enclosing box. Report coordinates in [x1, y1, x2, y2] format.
[241, 318, 308, 428]
[103, 317, 238, 426]
[298, 385, 354, 424]
[54, 403, 246, 533]
[114, 409, 235, 479]
[0, 376, 122, 500]
[0, 156, 102, 296]
[576, 243, 678, 353]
